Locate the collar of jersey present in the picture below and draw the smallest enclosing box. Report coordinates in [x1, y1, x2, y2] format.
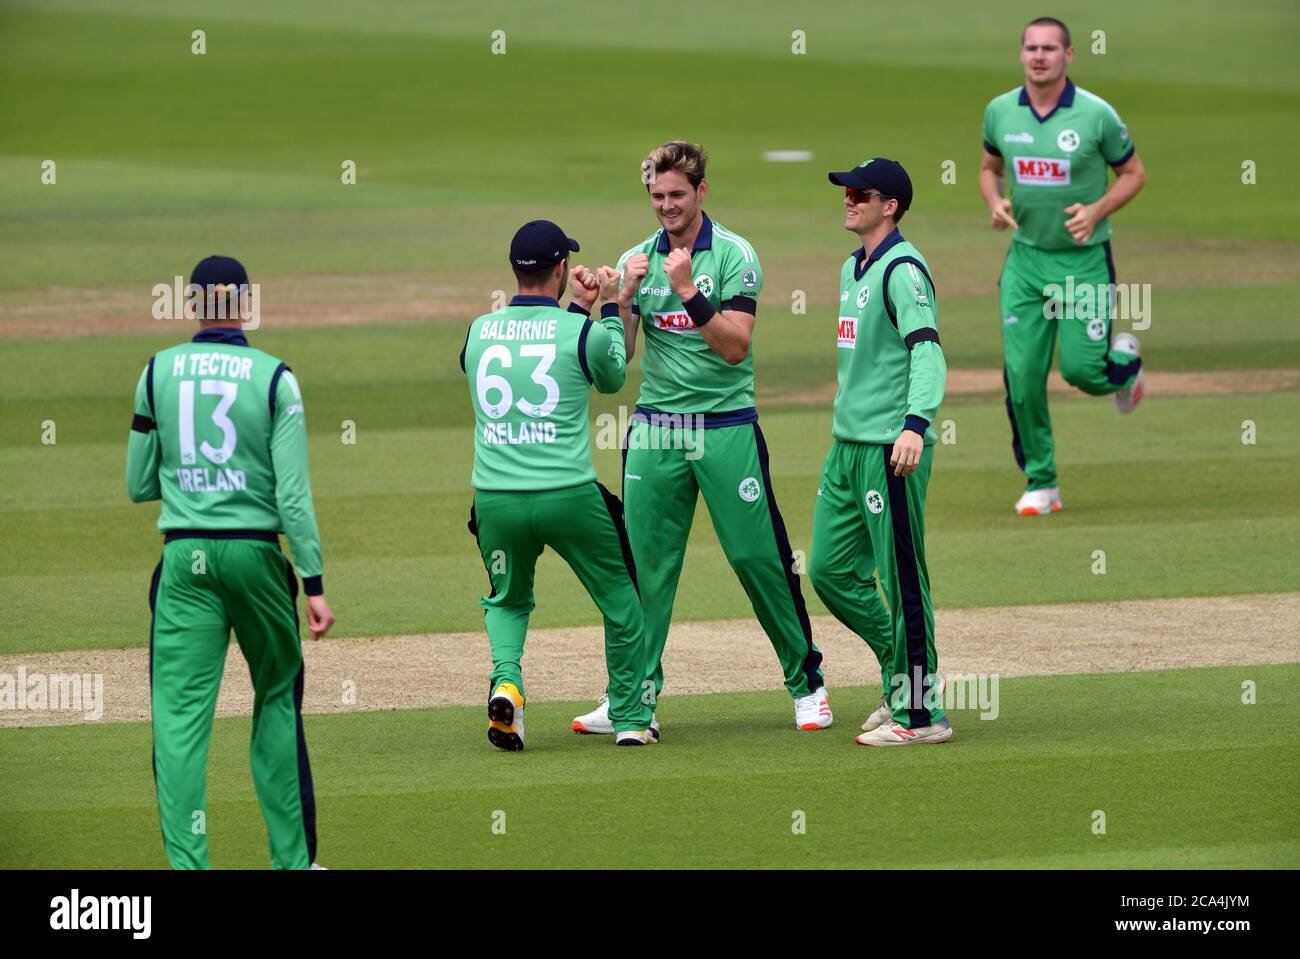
[508, 295, 562, 308]
[192, 326, 249, 347]
[655, 211, 713, 254]
[853, 228, 905, 281]
[1018, 76, 1075, 123]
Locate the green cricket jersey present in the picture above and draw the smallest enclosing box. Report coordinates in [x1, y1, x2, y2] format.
[832, 230, 946, 446]
[617, 212, 762, 415]
[125, 327, 324, 591]
[461, 295, 626, 492]
[982, 78, 1135, 251]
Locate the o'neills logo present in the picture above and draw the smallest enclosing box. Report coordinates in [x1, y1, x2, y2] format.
[837, 316, 856, 348]
[652, 311, 699, 336]
[1014, 157, 1071, 185]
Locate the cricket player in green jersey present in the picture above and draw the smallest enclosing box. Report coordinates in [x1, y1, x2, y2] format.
[462, 220, 656, 749]
[809, 159, 953, 746]
[126, 255, 334, 869]
[980, 17, 1148, 516]
[573, 141, 829, 736]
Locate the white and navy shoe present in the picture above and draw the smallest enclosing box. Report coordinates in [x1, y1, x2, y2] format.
[1111, 333, 1145, 414]
[793, 686, 832, 730]
[856, 717, 953, 747]
[488, 682, 525, 751]
[573, 693, 658, 738]
[1015, 486, 1062, 516]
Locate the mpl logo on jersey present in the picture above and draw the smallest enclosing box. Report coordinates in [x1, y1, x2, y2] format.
[652, 311, 700, 336]
[836, 317, 856, 349]
[1013, 156, 1071, 185]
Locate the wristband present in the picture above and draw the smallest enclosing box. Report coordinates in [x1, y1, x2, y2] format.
[682, 291, 716, 328]
[302, 575, 324, 597]
[902, 415, 929, 435]
[566, 301, 591, 317]
[600, 302, 621, 319]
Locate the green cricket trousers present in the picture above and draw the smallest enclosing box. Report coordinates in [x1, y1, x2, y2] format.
[149, 533, 316, 870]
[1000, 240, 1142, 490]
[622, 414, 824, 700]
[809, 440, 945, 730]
[469, 482, 653, 734]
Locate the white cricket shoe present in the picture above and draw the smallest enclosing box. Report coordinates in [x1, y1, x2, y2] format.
[615, 729, 659, 746]
[310, 863, 328, 870]
[856, 717, 953, 747]
[861, 674, 945, 731]
[1015, 486, 1062, 516]
[793, 686, 832, 730]
[488, 682, 525, 752]
[1111, 332, 1145, 414]
[572, 693, 658, 737]
[861, 695, 892, 732]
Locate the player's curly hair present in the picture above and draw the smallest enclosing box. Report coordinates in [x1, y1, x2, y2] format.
[642, 141, 708, 190]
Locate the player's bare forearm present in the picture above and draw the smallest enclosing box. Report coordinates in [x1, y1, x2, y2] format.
[1093, 153, 1146, 219]
[979, 154, 1017, 230]
[978, 156, 1006, 207]
[698, 310, 754, 366]
[623, 306, 639, 361]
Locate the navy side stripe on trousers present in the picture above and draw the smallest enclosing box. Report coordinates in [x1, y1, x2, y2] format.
[882, 446, 933, 728]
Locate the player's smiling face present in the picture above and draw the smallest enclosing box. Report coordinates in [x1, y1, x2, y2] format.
[843, 188, 885, 235]
[1020, 24, 1072, 86]
[649, 169, 706, 237]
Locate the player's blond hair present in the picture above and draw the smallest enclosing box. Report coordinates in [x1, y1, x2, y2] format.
[642, 141, 708, 190]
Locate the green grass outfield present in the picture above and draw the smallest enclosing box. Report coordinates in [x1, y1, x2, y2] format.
[2, 666, 1297, 869]
[1, 1, 1298, 869]
[2, 0, 1298, 652]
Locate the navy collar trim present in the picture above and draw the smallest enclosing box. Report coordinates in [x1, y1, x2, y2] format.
[192, 327, 249, 347]
[655, 211, 714, 254]
[509, 295, 562, 309]
[853, 229, 905, 278]
[1018, 77, 1075, 123]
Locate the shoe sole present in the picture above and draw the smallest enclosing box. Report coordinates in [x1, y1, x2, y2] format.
[488, 696, 523, 751]
[616, 733, 658, 746]
[1016, 503, 1062, 516]
[798, 720, 832, 730]
[856, 727, 954, 747]
[571, 720, 613, 735]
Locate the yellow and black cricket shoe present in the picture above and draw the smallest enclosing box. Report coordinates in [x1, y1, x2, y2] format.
[487, 683, 525, 751]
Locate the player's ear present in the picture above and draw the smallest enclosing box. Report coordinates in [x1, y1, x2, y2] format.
[696, 178, 709, 200]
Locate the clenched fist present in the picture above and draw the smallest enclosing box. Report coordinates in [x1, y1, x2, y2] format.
[597, 265, 621, 304]
[569, 264, 599, 310]
[663, 247, 695, 299]
[619, 253, 650, 308]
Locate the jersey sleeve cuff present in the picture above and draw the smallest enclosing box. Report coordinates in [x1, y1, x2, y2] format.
[566, 302, 591, 317]
[903, 415, 929, 435]
[1108, 144, 1136, 168]
[600, 302, 621, 319]
[302, 575, 324, 596]
[983, 140, 1002, 157]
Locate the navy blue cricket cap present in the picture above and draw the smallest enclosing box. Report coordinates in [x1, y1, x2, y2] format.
[190, 255, 249, 288]
[828, 158, 913, 211]
[509, 220, 579, 272]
